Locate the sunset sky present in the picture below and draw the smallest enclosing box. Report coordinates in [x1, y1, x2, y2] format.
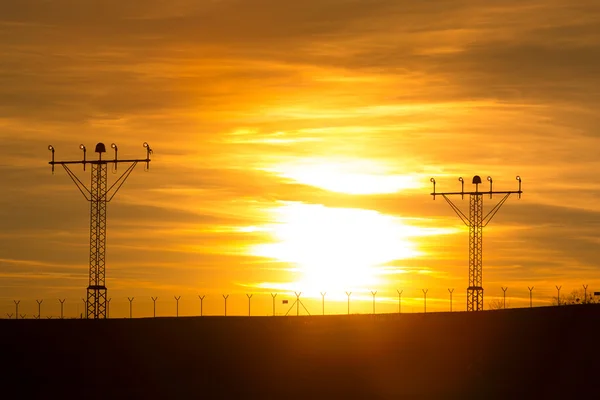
[1, 0, 599, 317]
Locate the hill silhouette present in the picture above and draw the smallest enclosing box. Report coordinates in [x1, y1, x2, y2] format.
[1, 305, 599, 399]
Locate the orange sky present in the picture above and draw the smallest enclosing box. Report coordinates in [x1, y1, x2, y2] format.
[1, 0, 599, 317]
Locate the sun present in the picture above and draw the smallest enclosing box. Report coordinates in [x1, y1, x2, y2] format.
[251, 202, 427, 294]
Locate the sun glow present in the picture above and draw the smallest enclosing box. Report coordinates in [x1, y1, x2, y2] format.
[265, 158, 423, 195]
[251, 202, 448, 294]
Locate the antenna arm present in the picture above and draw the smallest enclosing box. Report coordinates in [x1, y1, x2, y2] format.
[106, 162, 138, 202]
[61, 164, 91, 201]
[482, 193, 511, 227]
[442, 195, 470, 226]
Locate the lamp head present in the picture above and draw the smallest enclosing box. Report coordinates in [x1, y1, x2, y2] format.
[95, 143, 106, 153]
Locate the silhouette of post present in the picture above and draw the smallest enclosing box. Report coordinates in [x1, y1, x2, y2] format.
[284, 292, 310, 316]
[271, 293, 277, 316]
[47, 142, 153, 319]
[583, 285, 588, 304]
[151, 297, 158, 318]
[199, 295, 206, 316]
[371, 291, 377, 314]
[128, 297, 134, 318]
[174, 296, 181, 317]
[246, 294, 253, 316]
[528, 286, 534, 308]
[430, 176, 522, 311]
[295, 292, 301, 316]
[14, 300, 20, 320]
[346, 292, 352, 315]
[81, 298, 86, 319]
[397, 289, 403, 314]
[320, 292, 326, 315]
[448, 289, 454, 312]
[36, 299, 43, 319]
[501, 287, 508, 309]
[556, 285, 562, 306]
[223, 294, 229, 316]
[422, 289, 429, 313]
[59, 299, 65, 319]
[107, 298, 111, 318]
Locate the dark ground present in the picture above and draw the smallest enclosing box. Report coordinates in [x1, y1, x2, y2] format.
[1, 305, 599, 399]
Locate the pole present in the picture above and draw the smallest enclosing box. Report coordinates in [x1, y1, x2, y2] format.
[528, 286, 534, 308]
[397, 289, 403, 314]
[36, 299, 43, 319]
[448, 289, 454, 312]
[199, 295, 205, 316]
[247, 294, 253, 316]
[128, 297, 134, 318]
[59, 299, 65, 319]
[320, 292, 326, 315]
[271, 293, 277, 316]
[174, 296, 181, 317]
[47, 142, 153, 319]
[430, 176, 522, 311]
[346, 292, 352, 315]
[295, 292, 301, 316]
[371, 291, 377, 314]
[151, 297, 158, 317]
[583, 284, 588, 304]
[423, 289, 428, 313]
[107, 298, 111, 318]
[14, 300, 20, 320]
[556, 285, 562, 306]
[501, 287, 508, 309]
[223, 294, 229, 316]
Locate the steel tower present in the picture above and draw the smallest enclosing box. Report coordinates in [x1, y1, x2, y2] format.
[48, 142, 153, 319]
[430, 175, 522, 311]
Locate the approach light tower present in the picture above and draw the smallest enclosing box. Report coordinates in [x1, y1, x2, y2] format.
[48, 142, 153, 319]
[430, 175, 522, 311]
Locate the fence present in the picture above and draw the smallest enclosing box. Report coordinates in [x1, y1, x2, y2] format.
[1, 284, 597, 319]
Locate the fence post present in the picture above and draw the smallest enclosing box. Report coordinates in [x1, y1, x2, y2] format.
[174, 296, 181, 317]
[151, 297, 158, 317]
[199, 295, 205, 316]
[345, 292, 352, 315]
[397, 289, 403, 314]
[128, 297, 134, 318]
[501, 287, 508, 309]
[223, 294, 229, 316]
